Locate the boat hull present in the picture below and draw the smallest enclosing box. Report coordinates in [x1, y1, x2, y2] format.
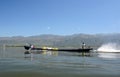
[24, 46, 93, 53]
[24, 46, 42, 50]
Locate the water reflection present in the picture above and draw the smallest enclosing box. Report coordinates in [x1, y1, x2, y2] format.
[24, 51, 58, 56]
[24, 50, 93, 58]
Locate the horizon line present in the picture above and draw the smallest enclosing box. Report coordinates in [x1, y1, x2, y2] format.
[0, 32, 120, 37]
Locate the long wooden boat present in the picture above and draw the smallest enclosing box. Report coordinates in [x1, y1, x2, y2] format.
[24, 46, 93, 53]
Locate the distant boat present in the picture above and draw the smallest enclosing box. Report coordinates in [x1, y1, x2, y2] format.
[24, 46, 93, 53]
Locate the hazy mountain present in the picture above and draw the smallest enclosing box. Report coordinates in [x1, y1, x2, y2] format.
[0, 33, 120, 48]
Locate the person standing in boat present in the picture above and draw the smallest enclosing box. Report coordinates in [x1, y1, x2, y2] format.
[82, 42, 86, 49]
[30, 44, 34, 49]
[28, 44, 34, 51]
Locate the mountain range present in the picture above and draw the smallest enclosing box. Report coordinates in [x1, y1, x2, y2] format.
[0, 33, 120, 49]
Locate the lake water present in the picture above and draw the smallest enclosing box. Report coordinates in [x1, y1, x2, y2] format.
[0, 47, 120, 77]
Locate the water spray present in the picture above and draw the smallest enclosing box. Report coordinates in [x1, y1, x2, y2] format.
[97, 43, 120, 52]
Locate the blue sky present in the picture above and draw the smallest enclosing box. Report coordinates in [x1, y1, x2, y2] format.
[0, 0, 120, 36]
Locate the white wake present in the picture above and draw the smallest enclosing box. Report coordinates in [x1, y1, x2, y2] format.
[97, 43, 120, 52]
[97, 43, 120, 59]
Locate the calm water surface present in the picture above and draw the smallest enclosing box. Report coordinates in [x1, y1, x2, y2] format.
[0, 47, 120, 77]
